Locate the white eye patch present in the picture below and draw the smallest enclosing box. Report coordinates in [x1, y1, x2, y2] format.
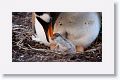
[39, 13, 51, 23]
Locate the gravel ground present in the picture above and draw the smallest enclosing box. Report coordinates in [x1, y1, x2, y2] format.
[12, 12, 102, 62]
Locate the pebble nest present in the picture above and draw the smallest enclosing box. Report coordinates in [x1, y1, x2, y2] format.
[12, 12, 102, 62]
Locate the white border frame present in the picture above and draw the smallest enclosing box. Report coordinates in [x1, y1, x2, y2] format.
[0, 0, 114, 74]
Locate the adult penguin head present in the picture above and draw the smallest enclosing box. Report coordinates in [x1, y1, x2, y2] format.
[33, 12, 53, 42]
[33, 12, 60, 42]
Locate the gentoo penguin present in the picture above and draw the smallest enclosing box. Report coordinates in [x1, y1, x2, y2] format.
[53, 12, 101, 52]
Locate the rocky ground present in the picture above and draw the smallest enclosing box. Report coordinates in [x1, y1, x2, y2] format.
[12, 12, 102, 62]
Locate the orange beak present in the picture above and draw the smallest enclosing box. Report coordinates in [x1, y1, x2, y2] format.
[47, 22, 53, 38]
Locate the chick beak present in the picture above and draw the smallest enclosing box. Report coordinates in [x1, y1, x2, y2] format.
[47, 21, 53, 39]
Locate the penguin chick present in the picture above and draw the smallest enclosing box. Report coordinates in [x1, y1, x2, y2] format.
[51, 33, 76, 54]
[54, 12, 101, 52]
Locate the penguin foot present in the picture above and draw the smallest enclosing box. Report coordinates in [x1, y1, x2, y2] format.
[76, 45, 84, 53]
[50, 41, 57, 50]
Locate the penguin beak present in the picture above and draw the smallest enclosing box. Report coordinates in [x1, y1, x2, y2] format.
[47, 19, 53, 38]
